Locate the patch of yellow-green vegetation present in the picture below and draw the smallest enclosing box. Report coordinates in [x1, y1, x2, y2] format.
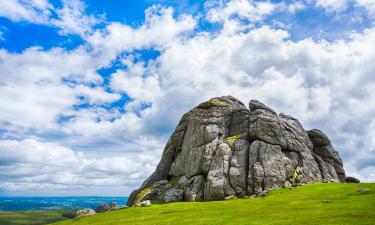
[224, 134, 241, 145]
[134, 188, 151, 204]
[50, 183, 375, 225]
[0, 210, 67, 225]
[169, 176, 180, 186]
[197, 98, 229, 109]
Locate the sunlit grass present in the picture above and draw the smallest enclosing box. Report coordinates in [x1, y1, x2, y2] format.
[0, 210, 67, 225]
[51, 183, 375, 225]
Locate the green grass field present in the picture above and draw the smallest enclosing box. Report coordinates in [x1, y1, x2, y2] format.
[51, 183, 375, 225]
[0, 211, 67, 225]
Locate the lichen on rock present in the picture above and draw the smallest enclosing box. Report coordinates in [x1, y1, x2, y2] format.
[127, 96, 347, 206]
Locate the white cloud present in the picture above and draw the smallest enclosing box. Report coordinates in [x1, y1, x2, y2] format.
[316, 0, 349, 12]
[356, 0, 375, 16]
[0, 138, 159, 195]
[287, 1, 306, 13]
[50, 0, 100, 36]
[111, 70, 162, 105]
[0, 0, 98, 36]
[205, 0, 278, 34]
[0, 0, 52, 23]
[206, 0, 277, 23]
[0, 46, 118, 131]
[74, 85, 121, 105]
[86, 5, 195, 64]
[0, 1, 375, 195]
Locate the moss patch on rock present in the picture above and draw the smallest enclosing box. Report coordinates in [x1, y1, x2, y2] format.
[134, 188, 151, 204]
[224, 134, 241, 146]
[197, 98, 229, 109]
[169, 177, 180, 186]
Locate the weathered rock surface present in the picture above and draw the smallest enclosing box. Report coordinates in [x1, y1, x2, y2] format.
[308, 129, 346, 182]
[95, 202, 121, 213]
[127, 96, 347, 206]
[63, 208, 96, 218]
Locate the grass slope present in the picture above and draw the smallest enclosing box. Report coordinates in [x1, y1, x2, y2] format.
[52, 183, 375, 225]
[0, 211, 67, 225]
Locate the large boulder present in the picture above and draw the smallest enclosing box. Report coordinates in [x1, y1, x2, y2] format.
[127, 96, 347, 206]
[345, 176, 360, 183]
[308, 129, 346, 182]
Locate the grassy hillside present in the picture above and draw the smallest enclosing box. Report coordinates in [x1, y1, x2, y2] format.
[0, 211, 67, 225]
[52, 183, 374, 225]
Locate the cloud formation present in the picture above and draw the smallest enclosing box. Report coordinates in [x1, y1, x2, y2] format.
[0, 0, 374, 195]
[0, 0, 98, 36]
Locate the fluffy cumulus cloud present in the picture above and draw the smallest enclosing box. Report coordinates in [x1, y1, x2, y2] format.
[316, 0, 349, 11]
[0, 139, 159, 195]
[356, 0, 375, 17]
[315, 0, 375, 15]
[0, 0, 374, 195]
[0, 0, 98, 36]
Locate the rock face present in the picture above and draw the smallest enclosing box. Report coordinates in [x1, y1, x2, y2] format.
[127, 96, 346, 206]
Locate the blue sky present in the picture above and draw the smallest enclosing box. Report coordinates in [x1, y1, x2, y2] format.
[0, 0, 374, 196]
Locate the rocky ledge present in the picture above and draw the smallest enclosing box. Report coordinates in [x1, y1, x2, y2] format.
[127, 96, 348, 206]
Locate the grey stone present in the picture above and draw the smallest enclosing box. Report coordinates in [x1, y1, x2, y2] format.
[229, 139, 249, 196]
[136, 200, 151, 207]
[308, 129, 331, 146]
[229, 109, 250, 137]
[249, 99, 277, 115]
[152, 180, 168, 187]
[249, 109, 287, 149]
[247, 140, 295, 195]
[346, 176, 360, 183]
[128, 96, 347, 206]
[279, 113, 313, 153]
[224, 195, 236, 200]
[204, 142, 235, 200]
[357, 188, 369, 193]
[183, 175, 205, 201]
[258, 191, 267, 197]
[95, 202, 121, 213]
[142, 189, 161, 201]
[63, 208, 96, 218]
[308, 129, 346, 183]
[164, 188, 184, 203]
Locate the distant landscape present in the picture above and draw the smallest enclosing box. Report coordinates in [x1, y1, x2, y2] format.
[0, 196, 127, 211]
[0, 197, 127, 225]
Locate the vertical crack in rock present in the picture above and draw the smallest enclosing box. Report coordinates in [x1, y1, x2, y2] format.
[127, 96, 347, 206]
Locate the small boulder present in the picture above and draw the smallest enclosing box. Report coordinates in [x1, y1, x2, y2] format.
[357, 188, 369, 193]
[63, 208, 96, 218]
[95, 202, 121, 213]
[258, 191, 267, 197]
[224, 195, 237, 200]
[136, 200, 151, 207]
[284, 181, 292, 189]
[322, 178, 336, 183]
[346, 176, 360, 183]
